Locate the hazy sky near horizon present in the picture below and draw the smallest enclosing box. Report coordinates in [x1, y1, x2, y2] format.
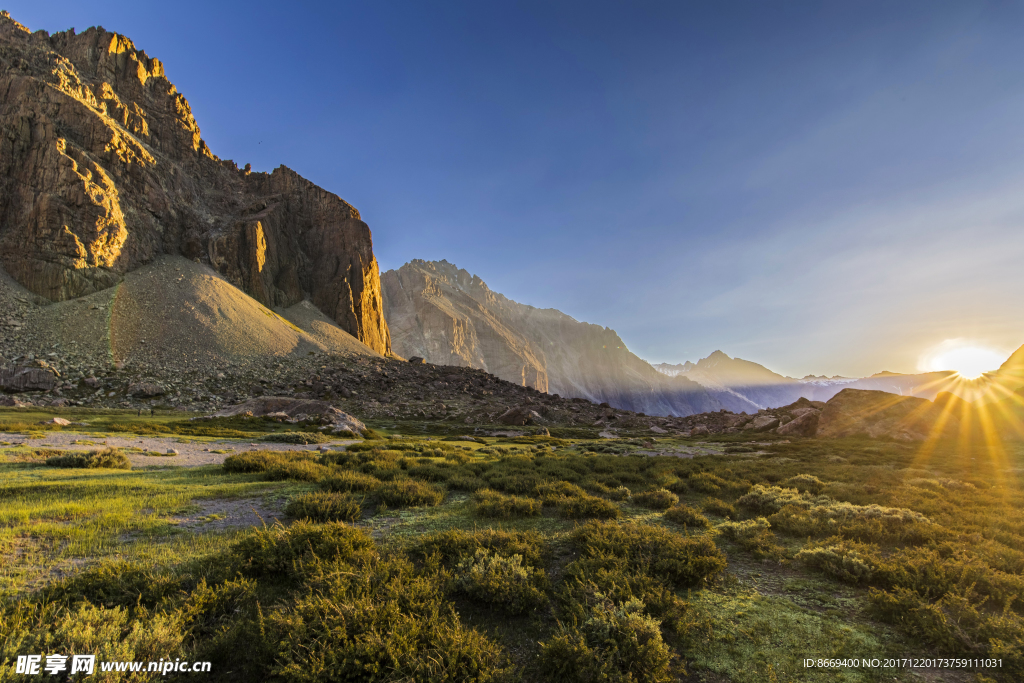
[12, 1, 1024, 377]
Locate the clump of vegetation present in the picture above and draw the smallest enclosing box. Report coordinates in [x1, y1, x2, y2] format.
[455, 548, 548, 615]
[631, 488, 678, 510]
[321, 470, 381, 493]
[571, 521, 726, 588]
[538, 597, 672, 683]
[223, 450, 317, 474]
[260, 431, 333, 445]
[663, 504, 709, 528]
[376, 479, 445, 508]
[412, 529, 545, 569]
[472, 489, 541, 519]
[559, 495, 621, 519]
[717, 517, 787, 561]
[536, 480, 587, 504]
[701, 497, 736, 518]
[45, 447, 131, 470]
[784, 473, 826, 493]
[285, 491, 362, 522]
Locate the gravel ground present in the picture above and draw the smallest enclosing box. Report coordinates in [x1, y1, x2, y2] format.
[1, 431, 356, 467]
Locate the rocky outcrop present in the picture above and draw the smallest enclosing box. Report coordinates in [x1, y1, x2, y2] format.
[212, 396, 366, 436]
[0, 365, 56, 392]
[815, 389, 959, 441]
[0, 12, 390, 354]
[382, 259, 720, 417]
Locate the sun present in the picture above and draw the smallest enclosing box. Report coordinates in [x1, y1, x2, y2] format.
[920, 342, 1005, 380]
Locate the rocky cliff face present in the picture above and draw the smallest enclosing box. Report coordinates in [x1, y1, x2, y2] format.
[382, 260, 720, 417]
[0, 12, 390, 354]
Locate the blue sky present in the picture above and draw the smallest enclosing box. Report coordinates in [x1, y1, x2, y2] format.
[11, 1, 1024, 377]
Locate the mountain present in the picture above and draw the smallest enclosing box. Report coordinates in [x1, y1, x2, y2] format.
[382, 260, 721, 417]
[653, 352, 984, 409]
[652, 352, 810, 412]
[0, 12, 390, 354]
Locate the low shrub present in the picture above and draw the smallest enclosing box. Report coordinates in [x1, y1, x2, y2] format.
[260, 431, 333, 445]
[321, 470, 381, 493]
[223, 450, 317, 474]
[232, 520, 374, 577]
[536, 480, 587, 504]
[688, 472, 728, 493]
[472, 489, 541, 519]
[486, 472, 544, 496]
[571, 521, 727, 588]
[606, 486, 631, 501]
[784, 473, 826, 493]
[717, 517, 786, 561]
[376, 480, 445, 508]
[795, 542, 876, 584]
[361, 427, 384, 440]
[455, 549, 548, 615]
[701, 497, 736, 518]
[45, 447, 131, 470]
[412, 529, 545, 568]
[446, 474, 488, 492]
[538, 597, 672, 683]
[285, 491, 362, 522]
[559, 495, 621, 520]
[663, 504, 709, 528]
[42, 559, 177, 609]
[631, 488, 678, 510]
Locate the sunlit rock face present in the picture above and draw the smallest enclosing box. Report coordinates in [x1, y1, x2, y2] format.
[382, 259, 720, 417]
[0, 12, 390, 355]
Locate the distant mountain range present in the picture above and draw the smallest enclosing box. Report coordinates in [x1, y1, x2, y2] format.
[382, 260, 722, 417]
[383, 260, 1024, 418]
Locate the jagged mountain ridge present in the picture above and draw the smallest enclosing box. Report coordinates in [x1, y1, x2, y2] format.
[382, 259, 721, 417]
[0, 12, 390, 354]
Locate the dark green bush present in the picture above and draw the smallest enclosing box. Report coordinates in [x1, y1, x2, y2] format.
[688, 472, 727, 493]
[376, 480, 445, 508]
[472, 489, 541, 519]
[571, 521, 726, 588]
[446, 474, 488, 491]
[45, 447, 131, 470]
[285, 491, 362, 522]
[412, 529, 545, 569]
[232, 520, 374, 577]
[663, 504, 710, 528]
[261, 431, 333, 445]
[538, 597, 672, 683]
[361, 427, 384, 440]
[223, 450, 317, 474]
[606, 486, 631, 501]
[265, 460, 330, 482]
[455, 548, 548, 615]
[321, 470, 381, 493]
[559, 495, 621, 520]
[702, 497, 736, 519]
[486, 471, 544, 495]
[631, 488, 678, 510]
[265, 553, 510, 681]
[42, 559, 176, 609]
[536, 480, 587, 504]
[718, 518, 787, 561]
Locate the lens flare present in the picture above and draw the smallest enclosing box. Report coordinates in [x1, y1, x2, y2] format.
[919, 341, 1004, 380]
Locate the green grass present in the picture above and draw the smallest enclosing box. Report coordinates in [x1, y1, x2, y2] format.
[0, 412, 1020, 681]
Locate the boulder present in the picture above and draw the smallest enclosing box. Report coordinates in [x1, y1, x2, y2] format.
[690, 425, 710, 437]
[212, 397, 366, 436]
[41, 417, 71, 426]
[776, 410, 820, 437]
[649, 425, 667, 434]
[746, 415, 781, 432]
[127, 382, 166, 397]
[0, 395, 24, 407]
[497, 405, 547, 426]
[816, 389, 959, 441]
[0, 366, 56, 392]
[408, 357, 426, 364]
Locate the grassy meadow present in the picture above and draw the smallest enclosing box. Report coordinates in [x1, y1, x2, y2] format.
[0, 408, 1021, 681]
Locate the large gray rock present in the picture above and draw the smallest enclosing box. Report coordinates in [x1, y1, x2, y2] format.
[0, 366, 56, 392]
[212, 396, 366, 436]
[776, 410, 820, 437]
[746, 415, 780, 432]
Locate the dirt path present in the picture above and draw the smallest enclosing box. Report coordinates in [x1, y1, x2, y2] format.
[1, 431, 356, 467]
